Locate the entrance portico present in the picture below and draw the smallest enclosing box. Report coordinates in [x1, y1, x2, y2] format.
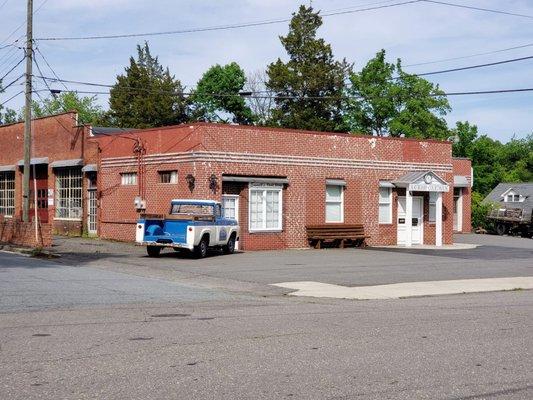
[393, 171, 449, 247]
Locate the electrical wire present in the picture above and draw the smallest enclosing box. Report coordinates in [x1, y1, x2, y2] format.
[0, 56, 25, 82]
[422, 0, 533, 20]
[404, 42, 533, 67]
[414, 55, 533, 76]
[34, 0, 421, 41]
[0, 73, 24, 91]
[0, 90, 23, 106]
[0, 0, 50, 46]
[34, 47, 69, 90]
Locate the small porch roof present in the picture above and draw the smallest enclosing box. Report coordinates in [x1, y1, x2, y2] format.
[0, 164, 16, 172]
[393, 170, 449, 192]
[50, 158, 84, 168]
[17, 157, 49, 166]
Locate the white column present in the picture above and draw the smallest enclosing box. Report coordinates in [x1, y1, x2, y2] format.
[405, 189, 412, 247]
[435, 191, 443, 247]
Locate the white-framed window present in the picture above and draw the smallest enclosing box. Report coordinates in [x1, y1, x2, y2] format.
[159, 170, 177, 184]
[505, 192, 520, 202]
[249, 184, 282, 231]
[325, 184, 344, 223]
[378, 187, 392, 224]
[55, 167, 83, 219]
[0, 171, 15, 216]
[121, 172, 137, 185]
[429, 192, 437, 222]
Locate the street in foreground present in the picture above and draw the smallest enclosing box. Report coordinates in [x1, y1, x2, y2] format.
[1, 234, 532, 399]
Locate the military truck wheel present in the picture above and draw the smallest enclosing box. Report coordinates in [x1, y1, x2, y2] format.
[495, 223, 507, 236]
[147, 246, 161, 257]
[223, 234, 236, 254]
[194, 238, 208, 258]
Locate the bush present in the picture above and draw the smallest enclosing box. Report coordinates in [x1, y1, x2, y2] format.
[471, 191, 495, 231]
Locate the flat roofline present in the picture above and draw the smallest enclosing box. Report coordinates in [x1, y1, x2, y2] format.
[0, 110, 78, 128]
[92, 122, 452, 145]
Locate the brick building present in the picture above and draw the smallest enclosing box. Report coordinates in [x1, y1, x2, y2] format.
[0, 114, 472, 250]
[0, 112, 98, 236]
[95, 123, 472, 250]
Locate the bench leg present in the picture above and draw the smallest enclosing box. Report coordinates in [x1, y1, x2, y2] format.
[316, 240, 321, 249]
[340, 239, 345, 249]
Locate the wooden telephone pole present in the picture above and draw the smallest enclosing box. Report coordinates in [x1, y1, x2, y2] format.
[22, 0, 33, 222]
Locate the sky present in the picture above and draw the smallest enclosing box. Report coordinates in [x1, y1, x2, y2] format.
[0, 0, 532, 142]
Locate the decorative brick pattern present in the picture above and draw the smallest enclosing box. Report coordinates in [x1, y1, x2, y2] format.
[96, 123, 470, 250]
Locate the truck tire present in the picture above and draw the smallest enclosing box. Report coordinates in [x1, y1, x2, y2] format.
[223, 234, 236, 254]
[147, 246, 161, 257]
[194, 237, 208, 258]
[495, 223, 507, 236]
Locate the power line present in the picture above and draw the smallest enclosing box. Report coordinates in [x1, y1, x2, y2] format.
[404, 42, 533, 67]
[34, 0, 421, 41]
[1, 73, 24, 91]
[0, 0, 49, 46]
[414, 54, 533, 76]
[0, 89, 23, 107]
[34, 46, 69, 90]
[32, 86, 533, 99]
[422, 0, 533, 20]
[0, 56, 25, 82]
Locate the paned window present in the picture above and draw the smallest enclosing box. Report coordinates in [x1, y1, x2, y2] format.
[55, 168, 83, 219]
[0, 171, 15, 216]
[159, 170, 177, 184]
[378, 187, 392, 224]
[249, 185, 282, 231]
[326, 185, 344, 223]
[121, 172, 137, 185]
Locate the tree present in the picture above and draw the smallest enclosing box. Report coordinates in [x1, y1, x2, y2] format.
[266, 5, 350, 132]
[0, 81, 19, 125]
[106, 42, 187, 129]
[245, 69, 274, 126]
[345, 50, 451, 139]
[29, 92, 103, 125]
[451, 121, 478, 158]
[191, 62, 253, 124]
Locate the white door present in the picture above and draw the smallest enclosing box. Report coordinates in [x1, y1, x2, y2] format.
[87, 189, 97, 235]
[222, 195, 239, 250]
[453, 188, 462, 232]
[397, 196, 424, 245]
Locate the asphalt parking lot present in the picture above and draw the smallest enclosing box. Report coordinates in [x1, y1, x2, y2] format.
[51, 233, 533, 290]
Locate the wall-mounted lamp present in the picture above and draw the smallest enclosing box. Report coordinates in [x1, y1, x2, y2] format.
[186, 174, 195, 192]
[209, 174, 218, 193]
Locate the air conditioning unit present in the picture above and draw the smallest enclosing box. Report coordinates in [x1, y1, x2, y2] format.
[134, 196, 146, 210]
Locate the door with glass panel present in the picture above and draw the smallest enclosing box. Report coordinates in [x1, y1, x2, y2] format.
[222, 195, 239, 250]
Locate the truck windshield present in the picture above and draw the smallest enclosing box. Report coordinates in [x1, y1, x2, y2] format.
[171, 204, 214, 215]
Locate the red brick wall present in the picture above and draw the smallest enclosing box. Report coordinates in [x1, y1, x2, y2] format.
[452, 158, 472, 233]
[0, 113, 97, 236]
[0, 217, 52, 248]
[96, 123, 456, 249]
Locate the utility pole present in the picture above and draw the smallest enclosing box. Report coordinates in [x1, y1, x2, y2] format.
[22, 0, 33, 222]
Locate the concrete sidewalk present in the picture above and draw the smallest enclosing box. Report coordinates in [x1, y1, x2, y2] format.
[273, 277, 533, 300]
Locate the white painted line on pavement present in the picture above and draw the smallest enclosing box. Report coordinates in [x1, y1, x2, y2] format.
[272, 277, 533, 300]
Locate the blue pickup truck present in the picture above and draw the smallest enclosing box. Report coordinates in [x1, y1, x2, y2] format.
[136, 199, 240, 258]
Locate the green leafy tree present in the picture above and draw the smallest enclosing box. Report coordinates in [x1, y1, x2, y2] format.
[0, 81, 19, 124]
[266, 5, 350, 132]
[191, 62, 253, 124]
[29, 92, 103, 124]
[451, 121, 478, 158]
[345, 50, 451, 139]
[106, 42, 187, 129]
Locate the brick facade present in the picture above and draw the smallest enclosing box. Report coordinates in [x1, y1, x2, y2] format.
[96, 123, 471, 250]
[0, 112, 98, 237]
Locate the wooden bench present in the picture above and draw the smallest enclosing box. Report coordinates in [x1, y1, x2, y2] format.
[306, 224, 370, 249]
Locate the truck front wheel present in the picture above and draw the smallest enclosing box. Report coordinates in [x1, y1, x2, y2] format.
[147, 246, 161, 257]
[495, 223, 508, 236]
[194, 237, 208, 258]
[223, 234, 236, 254]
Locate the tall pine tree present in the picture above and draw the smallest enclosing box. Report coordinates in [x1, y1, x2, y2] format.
[106, 43, 187, 128]
[266, 5, 350, 132]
